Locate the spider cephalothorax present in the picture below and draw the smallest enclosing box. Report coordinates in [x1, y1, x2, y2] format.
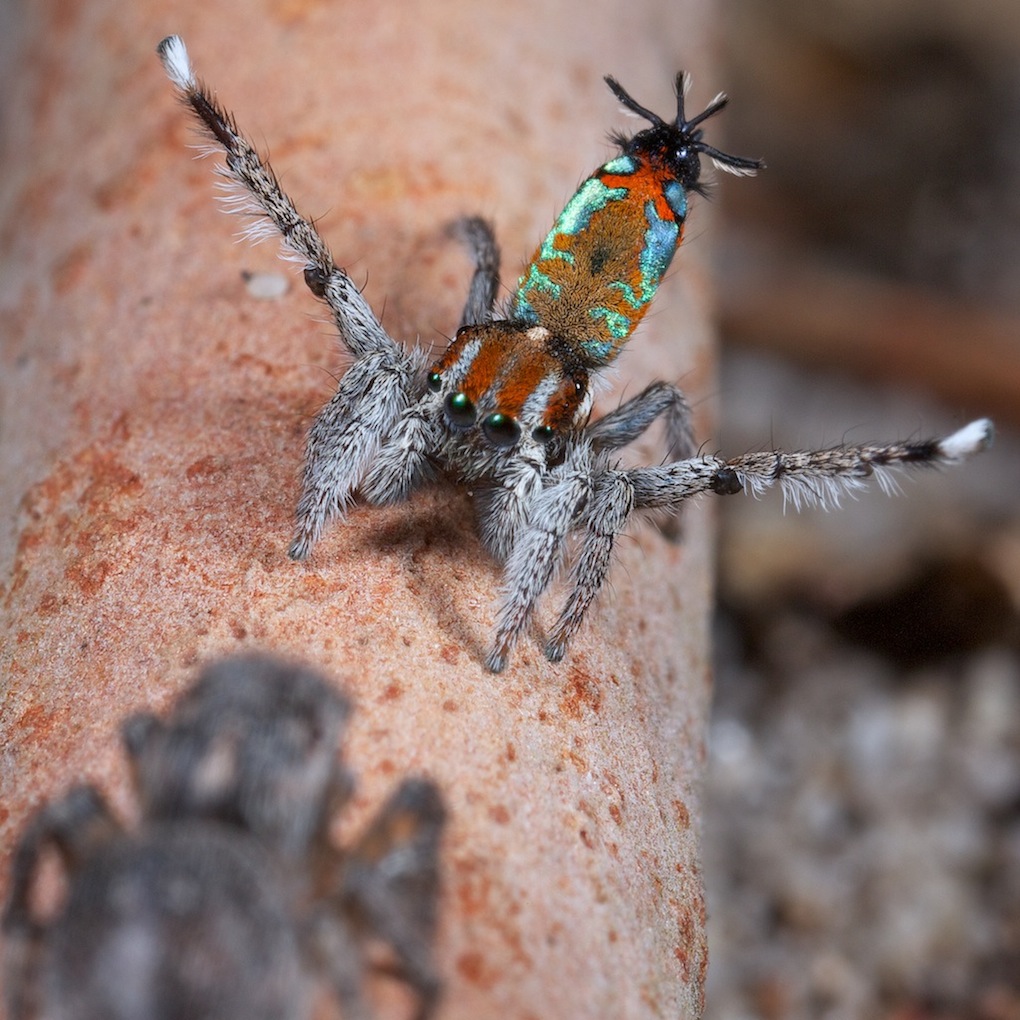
[158, 36, 993, 672]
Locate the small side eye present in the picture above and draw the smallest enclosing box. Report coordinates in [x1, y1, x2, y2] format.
[427, 371, 442, 392]
[483, 413, 522, 448]
[532, 425, 555, 444]
[445, 392, 476, 427]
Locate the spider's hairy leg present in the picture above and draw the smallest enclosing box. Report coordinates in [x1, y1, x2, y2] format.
[359, 216, 503, 506]
[289, 347, 429, 560]
[358, 398, 441, 506]
[722, 418, 995, 509]
[341, 779, 447, 1020]
[472, 458, 546, 562]
[486, 447, 595, 673]
[545, 470, 635, 663]
[3, 788, 120, 1020]
[624, 418, 995, 517]
[157, 36, 397, 363]
[587, 380, 696, 461]
[302, 908, 371, 1020]
[586, 380, 696, 541]
[157, 36, 425, 558]
[448, 216, 501, 328]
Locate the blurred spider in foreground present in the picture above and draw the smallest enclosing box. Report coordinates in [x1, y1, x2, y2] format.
[3, 654, 446, 1020]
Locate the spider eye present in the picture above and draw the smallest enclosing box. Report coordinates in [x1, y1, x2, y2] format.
[532, 425, 555, 444]
[445, 392, 476, 428]
[483, 413, 521, 448]
[427, 371, 442, 392]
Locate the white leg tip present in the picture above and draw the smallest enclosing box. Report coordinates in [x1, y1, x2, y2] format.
[940, 418, 994, 461]
[157, 35, 194, 92]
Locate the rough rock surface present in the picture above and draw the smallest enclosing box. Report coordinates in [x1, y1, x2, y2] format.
[0, 2, 723, 1017]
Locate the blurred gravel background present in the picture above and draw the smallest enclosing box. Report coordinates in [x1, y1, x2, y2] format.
[704, 0, 1020, 1015]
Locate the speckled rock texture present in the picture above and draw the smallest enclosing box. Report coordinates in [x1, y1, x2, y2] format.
[0, 2, 723, 1016]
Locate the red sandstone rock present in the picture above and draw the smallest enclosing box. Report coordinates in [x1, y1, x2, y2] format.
[0, 3, 721, 1015]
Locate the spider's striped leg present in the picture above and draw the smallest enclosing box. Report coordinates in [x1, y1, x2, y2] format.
[625, 418, 995, 517]
[448, 216, 501, 328]
[289, 348, 428, 560]
[545, 470, 635, 663]
[587, 380, 695, 461]
[538, 419, 998, 660]
[158, 36, 399, 363]
[716, 419, 995, 510]
[485, 448, 594, 673]
[157, 37, 426, 557]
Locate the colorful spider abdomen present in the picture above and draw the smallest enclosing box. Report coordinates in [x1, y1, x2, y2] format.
[512, 74, 763, 370]
[512, 157, 684, 367]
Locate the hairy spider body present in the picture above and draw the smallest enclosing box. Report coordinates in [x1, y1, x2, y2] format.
[3, 655, 446, 1020]
[158, 37, 993, 672]
[10, 804, 309, 1020]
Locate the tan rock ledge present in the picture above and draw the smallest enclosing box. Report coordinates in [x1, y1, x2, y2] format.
[0, 2, 722, 1016]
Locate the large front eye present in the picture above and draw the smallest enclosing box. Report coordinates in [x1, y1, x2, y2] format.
[482, 413, 521, 448]
[445, 392, 476, 428]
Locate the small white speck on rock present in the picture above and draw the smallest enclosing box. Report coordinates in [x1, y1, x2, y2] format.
[242, 271, 289, 300]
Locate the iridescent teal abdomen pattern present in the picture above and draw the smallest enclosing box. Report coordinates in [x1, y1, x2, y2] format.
[512, 150, 690, 368]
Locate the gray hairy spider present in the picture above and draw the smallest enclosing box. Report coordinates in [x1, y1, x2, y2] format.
[158, 36, 993, 672]
[3, 655, 446, 1020]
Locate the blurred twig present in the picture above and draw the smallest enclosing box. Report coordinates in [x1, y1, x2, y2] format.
[718, 236, 1020, 427]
